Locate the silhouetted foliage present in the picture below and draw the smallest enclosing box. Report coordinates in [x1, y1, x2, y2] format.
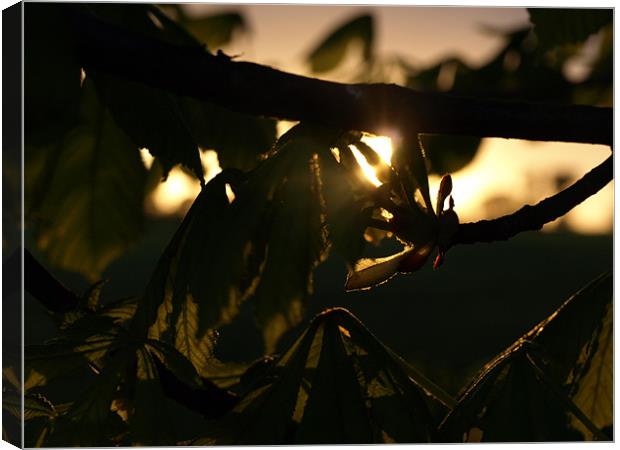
[9, 4, 612, 446]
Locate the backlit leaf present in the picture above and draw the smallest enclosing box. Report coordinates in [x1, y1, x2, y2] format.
[438, 273, 612, 442]
[252, 145, 329, 353]
[307, 14, 373, 73]
[196, 308, 447, 444]
[182, 98, 277, 172]
[183, 12, 247, 50]
[94, 76, 204, 181]
[29, 80, 148, 281]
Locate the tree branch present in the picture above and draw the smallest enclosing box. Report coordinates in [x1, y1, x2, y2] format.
[66, 7, 612, 146]
[450, 156, 613, 247]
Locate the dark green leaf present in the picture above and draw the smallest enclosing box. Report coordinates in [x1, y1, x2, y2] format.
[3, 390, 57, 421]
[94, 76, 204, 181]
[28, 80, 148, 281]
[419, 134, 481, 175]
[184, 99, 277, 172]
[26, 295, 134, 389]
[252, 143, 329, 353]
[141, 173, 233, 376]
[81, 4, 205, 180]
[196, 308, 445, 444]
[438, 273, 612, 442]
[526, 273, 611, 386]
[567, 304, 612, 439]
[307, 14, 373, 73]
[183, 12, 247, 49]
[528, 8, 612, 51]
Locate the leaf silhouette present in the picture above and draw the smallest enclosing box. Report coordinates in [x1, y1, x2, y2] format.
[28, 80, 148, 281]
[185, 99, 277, 172]
[252, 142, 330, 353]
[307, 14, 373, 73]
[528, 8, 612, 52]
[195, 308, 450, 444]
[183, 11, 247, 50]
[438, 273, 612, 442]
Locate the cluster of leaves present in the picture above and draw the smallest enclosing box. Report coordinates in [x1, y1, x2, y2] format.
[12, 4, 613, 446]
[8, 265, 612, 444]
[24, 3, 277, 280]
[406, 8, 612, 175]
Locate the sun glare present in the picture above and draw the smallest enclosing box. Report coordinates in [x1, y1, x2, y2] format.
[149, 168, 200, 216]
[145, 148, 224, 216]
[348, 134, 394, 188]
[139, 148, 155, 170]
[349, 145, 383, 187]
[142, 136, 611, 235]
[360, 135, 393, 165]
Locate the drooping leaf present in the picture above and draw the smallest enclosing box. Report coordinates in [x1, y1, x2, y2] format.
[140, 148, 302, 372]
[4, 389, 65, 448]
[252, 147, 329, 353]
[307, 14, 374, 73]
[28, 80, 148, 281]
[94, 75, 204, 181]
[172, 295, 218, 379]
[528, 8, 612, 52]
[527, 272, 613, 440]
[76, 4, 204, 180]
[25, 293, 137, 391]
[419, 134, 481, 175]
[183, 11, 247, 50]
[4, 390, 56, 422]
[195, 308, 449, 444]
[142, 172, 234, 375]
[438, 273, 612, 442]
[184, 98, 278, 172]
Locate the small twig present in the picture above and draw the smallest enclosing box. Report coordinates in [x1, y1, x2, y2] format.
[450, 156, 613, 247]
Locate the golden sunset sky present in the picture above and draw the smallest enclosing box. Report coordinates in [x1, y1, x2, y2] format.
[148, 4, 612, 234]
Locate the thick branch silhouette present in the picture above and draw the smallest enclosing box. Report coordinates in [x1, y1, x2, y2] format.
[450, 156, 613, 247]
[67, 8, 612, 146]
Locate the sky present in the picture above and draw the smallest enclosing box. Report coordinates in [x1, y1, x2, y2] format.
[148, 4, 613, 234]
